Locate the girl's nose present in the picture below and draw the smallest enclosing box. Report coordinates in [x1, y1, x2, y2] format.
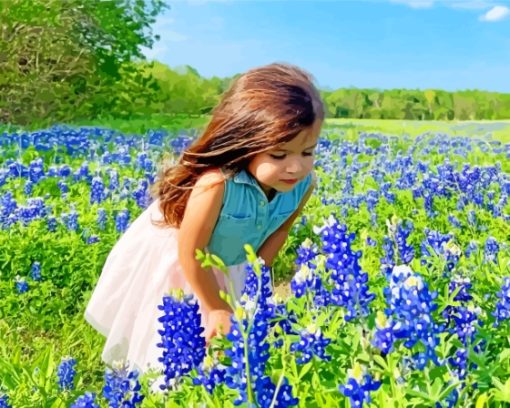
[287, 158, 303, 174]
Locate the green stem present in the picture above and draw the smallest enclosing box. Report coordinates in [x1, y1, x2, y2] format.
[269, 340, 288, 408]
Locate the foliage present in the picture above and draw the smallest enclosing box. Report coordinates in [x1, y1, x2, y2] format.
[2, 121, 510, 406]
[0, 0, 166, 125]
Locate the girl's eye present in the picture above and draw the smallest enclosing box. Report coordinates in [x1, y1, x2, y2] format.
[269, 154, 286, 160]
[303, 152, 314, 156]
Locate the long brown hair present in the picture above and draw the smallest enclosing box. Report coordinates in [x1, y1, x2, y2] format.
[152, 62, 325, 228]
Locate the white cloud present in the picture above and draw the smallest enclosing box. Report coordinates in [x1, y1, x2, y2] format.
[390, 0, 499, 10]
[449, 0, 497, 10]
[390, 0, 435, 8]
[479, 5, 510, 21]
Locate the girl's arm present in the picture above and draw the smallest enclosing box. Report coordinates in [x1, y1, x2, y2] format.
[257, 172, 316, 266]
[177, 170, 231, 313]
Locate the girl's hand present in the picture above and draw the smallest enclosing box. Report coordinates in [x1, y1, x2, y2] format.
[205, 309, 232, 344]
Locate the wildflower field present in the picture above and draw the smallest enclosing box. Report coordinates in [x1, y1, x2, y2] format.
[1, 120, 510, 407]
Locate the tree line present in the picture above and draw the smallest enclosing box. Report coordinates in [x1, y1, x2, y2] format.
[1, 0, 509, 126]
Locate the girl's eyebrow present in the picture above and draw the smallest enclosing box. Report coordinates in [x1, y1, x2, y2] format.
[275, 143, 317, 153]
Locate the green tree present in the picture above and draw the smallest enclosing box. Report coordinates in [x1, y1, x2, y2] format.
[0, 0, 166, 125]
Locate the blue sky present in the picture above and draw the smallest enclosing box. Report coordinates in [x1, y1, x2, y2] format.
[142, 0, 510, 92]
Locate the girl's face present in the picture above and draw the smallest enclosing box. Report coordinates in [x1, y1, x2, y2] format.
[247, 118, 322, 197]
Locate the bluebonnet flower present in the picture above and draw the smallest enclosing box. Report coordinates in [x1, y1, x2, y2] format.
[366, 236, 377, 247]
[114, 147, 131, 166]
[87, 235, 100, 244]
[365, 189, 379, 212]
[372, 312, 394, 354]
[373, 265, 442, 369]
[395, 220, 415, 264]
[62, 209, 79, 232]
[17, 198, 46, 225]
[339, 363, 381, 408]
[492, 277, 510, 327]
[465, 241, 478, 258]
[381, 236, 395, 275]
[272, 302, 298, 348]
[30, 261, 42, 281]
[448, 215, 462, 229]
[192, 355, 226, 394]
[90, 176, 106, 204]
[253, 376, 298, 408]
[0, 192, 17, 226]
[456, 196, 468, 211]
[441, 276, 482, 378]
[381, 182, 395, 204]
[57, 357, 77, 391]
[314, 215, 375, 320]
[422, 190, 435, 217]
[0, 394, 10, 408]
[292, 270, 331, 309]
[225, 264, 273, 403]
[290, 238, 323, 301]
[225, 259, 298, 407]
[73, 162, 90, 183]
[24, 180, 33, 195]
[156, 291, 206, 390]
[115, 209, 130, 233]
[0, 170, 7, 188]
[446, 276, 473, 304]
[43, 212, 56, 231]
[7, 160, 28, 178]
[122, 177, 132, 191]
[46, 166, 58, 177]
[467, 210, 476, 226]
[472, 192, 484, 207]
[108, 169, 119, 191]
[136, 152, 153, 172]
[15, 275, 29, 293]
[295, 237, 319, 266]
[446, 305, 482, 380]
[484, 236, 499, 263]
[147, 129, 165, 146]
[421, 229, 460, 273]
[57, 180, 69, 194]
[132, 179, 150, 209]
[169, 134, 194, 155]
[97, 208, 107, 230]
[70, 392, 99, 408]
[29, 158, 45, 183]
[290, 263, 315, 298]
[289, 323, 331, 364]
[103, 362, 144, 407]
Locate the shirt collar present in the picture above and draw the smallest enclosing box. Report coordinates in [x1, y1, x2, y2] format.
[232, 169, 258, 186]
[232, 169, 281, 202]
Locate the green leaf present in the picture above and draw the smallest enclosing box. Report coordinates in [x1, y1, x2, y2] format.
[499, 348, 510, 363]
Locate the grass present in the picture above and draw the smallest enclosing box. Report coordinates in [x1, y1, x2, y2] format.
[324, 118, 510, 142]
[3, 115, 510, 141]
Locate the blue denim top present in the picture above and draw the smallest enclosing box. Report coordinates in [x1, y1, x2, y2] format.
[206, 169, 313, 266]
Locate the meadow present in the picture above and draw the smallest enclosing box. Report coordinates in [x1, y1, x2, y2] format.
[1, 118, 510, 407]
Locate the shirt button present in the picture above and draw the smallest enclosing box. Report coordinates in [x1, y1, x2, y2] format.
[257, 224, 262, 230]
[259, 200, 265, 206]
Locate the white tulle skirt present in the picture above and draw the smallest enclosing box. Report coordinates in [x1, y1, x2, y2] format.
[84, 199, 248, 373]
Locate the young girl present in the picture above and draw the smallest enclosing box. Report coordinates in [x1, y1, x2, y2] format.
[84, 62, 324, 374]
